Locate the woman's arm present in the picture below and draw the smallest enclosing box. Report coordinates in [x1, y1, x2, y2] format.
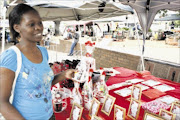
[52, 69, 76, 86]
[0, 68, 25, 120]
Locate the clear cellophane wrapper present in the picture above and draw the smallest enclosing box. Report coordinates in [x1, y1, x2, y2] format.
[82, 69, 94, 110]
[52, 86, 71, 112]
[71, 82, 83, 106]
[73, 57, 95, 83]
[93, 71, 109, 103]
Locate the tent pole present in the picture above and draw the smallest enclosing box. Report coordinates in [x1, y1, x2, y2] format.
[141, 35, 145, 71]
[1, 6, 6, 53]
[133, 11, 145, 71]
[78, 24, 82, 58]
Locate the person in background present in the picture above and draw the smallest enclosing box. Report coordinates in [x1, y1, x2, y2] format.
[63, 29, 72, 40]
[44, 28, 51, 48]
[67, 29, 72, 39]
[0, 3, 75, 120]
[170, 21, 175, 30]
[68, 27, 79, 56]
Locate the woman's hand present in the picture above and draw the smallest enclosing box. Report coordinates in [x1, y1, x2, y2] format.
[64, 69, 76, 79]
[52, 69, 77, 86]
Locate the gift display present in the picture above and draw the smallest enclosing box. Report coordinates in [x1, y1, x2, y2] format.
[142, 100, 171, 114]
[50, 61, 180, 120]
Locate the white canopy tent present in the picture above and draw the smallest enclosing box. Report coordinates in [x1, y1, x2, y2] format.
[5, 0, 133, 21]
[119, 0, 180, 39]
[1, 0, 133, 52]
[118, 0, 180, 70]
[1, 0, 180, 70]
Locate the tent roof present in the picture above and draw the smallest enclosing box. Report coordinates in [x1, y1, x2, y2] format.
[6, 0, 133, 21]
[119, 0, 180, 36]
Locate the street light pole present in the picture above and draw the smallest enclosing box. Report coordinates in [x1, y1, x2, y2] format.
[1, 5, 6, 53]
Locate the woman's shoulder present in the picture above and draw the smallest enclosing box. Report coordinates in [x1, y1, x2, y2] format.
[37, 45, 48, 60]
[1, 47, 17, 59]
[0, 47, 17, 72]
[37, 45, 47, 51]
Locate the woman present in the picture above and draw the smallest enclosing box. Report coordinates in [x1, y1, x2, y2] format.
[0, 4, 75, 120]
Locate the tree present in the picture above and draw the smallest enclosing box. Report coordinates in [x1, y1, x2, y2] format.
[158, 9, 168, 18]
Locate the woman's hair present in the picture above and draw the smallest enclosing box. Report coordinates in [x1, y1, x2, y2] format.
[9, 3, 38, 42]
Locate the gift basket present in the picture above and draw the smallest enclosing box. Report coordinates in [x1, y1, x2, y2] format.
[52, 87, 71, 113]
[70, 41, 96, 110]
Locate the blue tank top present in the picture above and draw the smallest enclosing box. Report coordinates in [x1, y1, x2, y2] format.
[0, 46, 54, 120]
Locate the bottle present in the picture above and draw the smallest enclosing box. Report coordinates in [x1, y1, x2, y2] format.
[71, 82, 82, 106]
[94, 69, 109, 103]
[82, 69, 94, 110]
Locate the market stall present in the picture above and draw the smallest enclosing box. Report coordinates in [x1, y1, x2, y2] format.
[50, 41, 180, 120]
[53, 67, 180, 120]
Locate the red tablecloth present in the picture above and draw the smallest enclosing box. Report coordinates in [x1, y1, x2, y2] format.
[55, 67, 180, 120]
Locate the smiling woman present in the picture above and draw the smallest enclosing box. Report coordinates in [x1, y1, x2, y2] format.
[0, 3, 75, 120]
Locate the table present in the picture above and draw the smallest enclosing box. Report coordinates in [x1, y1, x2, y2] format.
[54, 67, 180, 120]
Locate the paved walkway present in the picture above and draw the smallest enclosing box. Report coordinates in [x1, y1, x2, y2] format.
[1, 36, 180, 64]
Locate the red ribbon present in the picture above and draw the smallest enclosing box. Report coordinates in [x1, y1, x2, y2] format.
[85, 41, 95, 46]
[85, 53, 92, 57]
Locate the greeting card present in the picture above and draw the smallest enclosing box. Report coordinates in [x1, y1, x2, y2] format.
[170, 102, 180, 120]
[69, 103, 83, 120]
[101, 94, 116, 116]
[126, 79, 144, 84]
[108, 82, 131, 90]
[129, 84, 149, 91]
[128, 98, 141, 120]
[114, 104, 126, 120]
[159, 109, 176, 120]
[142, 80, 161, 86]
[114, 88, 131, 97]
[153, 84, 175, 92]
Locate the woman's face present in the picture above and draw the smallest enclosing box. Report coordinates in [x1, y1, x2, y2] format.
[17, 11, 44, 42]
